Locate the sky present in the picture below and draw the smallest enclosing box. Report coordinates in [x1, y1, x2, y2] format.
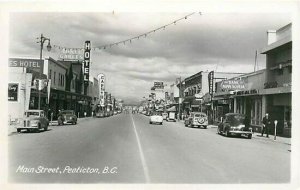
[9, 12, 291, 104]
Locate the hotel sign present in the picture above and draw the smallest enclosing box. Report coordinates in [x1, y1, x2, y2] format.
[98, 73, 105, 106]
[83, 41, 91, 84]
[221, 79, 246, 90]
[9, 58, 44, 73]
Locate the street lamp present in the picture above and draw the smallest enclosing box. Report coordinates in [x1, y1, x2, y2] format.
[37, 33, 51, 110]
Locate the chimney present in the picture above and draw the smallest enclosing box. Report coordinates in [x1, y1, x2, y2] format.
[267, 30, 277, 45]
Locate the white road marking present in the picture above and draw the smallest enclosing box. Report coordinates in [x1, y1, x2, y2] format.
[130, 114, 150, 183]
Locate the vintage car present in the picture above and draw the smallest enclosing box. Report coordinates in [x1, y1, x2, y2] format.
[162, 113, 168, 120]
[217, 113, 252, 139]
[16, 110, 49, 133]
[184, 112, 208, 128]
[166, 112, 176, 122]
[96, 111, 105, 118]
[149, 111, 163, 125]
[58, 110, 77, 125]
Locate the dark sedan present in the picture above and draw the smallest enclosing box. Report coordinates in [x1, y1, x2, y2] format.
[58, 110, 77, 125]
[217, 113, 252, 139]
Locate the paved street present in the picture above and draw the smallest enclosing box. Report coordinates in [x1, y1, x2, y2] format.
[8, 113, 290, 184]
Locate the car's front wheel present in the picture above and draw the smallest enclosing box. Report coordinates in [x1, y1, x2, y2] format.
[17, 129, 21, 133]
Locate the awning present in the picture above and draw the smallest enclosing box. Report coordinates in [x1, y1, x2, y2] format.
[167, 106, 176, 112]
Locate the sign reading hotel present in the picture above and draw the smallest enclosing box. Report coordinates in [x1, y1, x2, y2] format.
[98, 73, 105, 106]
[83, 41, 91, 85]
[58, 49, 84, 61]
[221, 79, 246, 90]
[9, 58, 44, 73]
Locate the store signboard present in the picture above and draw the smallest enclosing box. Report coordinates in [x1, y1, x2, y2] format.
[221, 79, 246, 90]
[9, 58, 44, 73]
[208, 71, 214, 95]
[58, 49, 84, 61]
[154, 82, 164, 89]
[98, 73, 105, 106]
[8, 83, 18, 101]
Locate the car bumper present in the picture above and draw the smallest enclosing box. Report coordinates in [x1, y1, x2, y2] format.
[229, 131, 252, 135]
[63, 120, 75, 124]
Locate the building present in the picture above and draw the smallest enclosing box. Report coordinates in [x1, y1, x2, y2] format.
[177, 71, 242, 120]
[8, 58, 48, 121]
[260, 23, 292, 137]
[214, 69, 266, 131]
[212, 23, 292, 137]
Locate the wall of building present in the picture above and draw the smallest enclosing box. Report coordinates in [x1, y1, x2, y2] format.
[8, 69, 32, 120]
[45, 58, 67, 91]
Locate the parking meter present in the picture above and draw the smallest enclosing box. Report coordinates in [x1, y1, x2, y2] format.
[274, 120, 278, 141]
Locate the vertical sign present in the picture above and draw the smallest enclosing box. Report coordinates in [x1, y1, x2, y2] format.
[208, 71, 214, 95]
[8, 83, 19, 101]
[83, 41, 91, 95]
[97, 73, 105, 106]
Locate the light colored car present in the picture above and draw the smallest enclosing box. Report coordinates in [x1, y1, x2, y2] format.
[166, 112, 176, 122]
[16, 110, 49, 133]
[149, 112, 163, 125]
[184, 112, 208, 128]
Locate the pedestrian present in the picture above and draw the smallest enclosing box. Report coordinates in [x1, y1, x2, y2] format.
[262, 113, 271, 137]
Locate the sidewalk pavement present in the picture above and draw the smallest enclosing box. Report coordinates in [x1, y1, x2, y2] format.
[8, 116, 93, 135]
[177, 121, 291, 145]
[208, 124, 291, 145]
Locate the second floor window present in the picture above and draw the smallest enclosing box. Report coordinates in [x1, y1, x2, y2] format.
[53, 72, 56, 85]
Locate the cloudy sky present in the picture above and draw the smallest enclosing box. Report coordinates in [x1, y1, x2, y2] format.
[9, 12, 291, 104]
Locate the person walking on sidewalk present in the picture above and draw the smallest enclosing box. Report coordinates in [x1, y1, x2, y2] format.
[262, 113, 271, 137]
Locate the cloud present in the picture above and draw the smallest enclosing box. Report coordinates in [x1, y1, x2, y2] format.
[9, 12, 291, 104]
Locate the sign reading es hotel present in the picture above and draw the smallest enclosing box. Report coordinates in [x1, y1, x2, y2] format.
[9, 58, 44, 72]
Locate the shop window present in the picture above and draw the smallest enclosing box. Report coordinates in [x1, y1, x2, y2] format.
[54, 72, 56, 85]
[49, 69, 52, 79]
[58, 73, 61, 86]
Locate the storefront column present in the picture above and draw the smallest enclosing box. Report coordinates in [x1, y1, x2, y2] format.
[262, 95, 267, 116]
[233, 98, 237, 113]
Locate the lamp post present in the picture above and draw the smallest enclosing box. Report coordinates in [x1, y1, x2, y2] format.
[37, 34, 51, 110]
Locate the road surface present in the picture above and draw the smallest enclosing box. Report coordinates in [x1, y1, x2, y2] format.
[8, 113, 290, 183]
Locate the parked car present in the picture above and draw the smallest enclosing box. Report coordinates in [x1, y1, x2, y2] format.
[16, 110, 49, 133]
[162, 113, 168, 120]
[166, 112, 176, 122]
[217, 113, 252, 139]
[184, 112, 208, 128]
[58, 110, 77, 125]
[149, 111, 163, 125]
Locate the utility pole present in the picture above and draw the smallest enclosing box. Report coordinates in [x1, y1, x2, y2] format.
[37, 34, 51, 110]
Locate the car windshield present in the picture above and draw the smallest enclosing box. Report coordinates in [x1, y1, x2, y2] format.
[227, 114, 245, 125]
[193, 113, 207, 118]
[61, 111, 74, 115]
[26, 112, 39, 117]
[153, 112, 162, 116]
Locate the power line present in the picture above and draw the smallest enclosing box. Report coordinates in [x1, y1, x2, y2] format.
[52, 12, 201, 52]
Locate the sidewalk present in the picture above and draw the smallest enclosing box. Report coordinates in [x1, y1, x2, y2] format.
[209, 124, 291, 145]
